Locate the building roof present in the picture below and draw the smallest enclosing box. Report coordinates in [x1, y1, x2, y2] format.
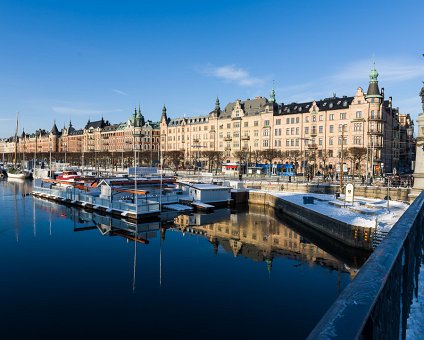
[85, 118, 109, 130]
[50, 121, 60, 135]
[168, 115, 209, 126]
[220, 96, 270, 119]
[277, 96, 354, 115]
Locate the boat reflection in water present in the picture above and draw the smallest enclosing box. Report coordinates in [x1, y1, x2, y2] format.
[2, 178, 372, 339]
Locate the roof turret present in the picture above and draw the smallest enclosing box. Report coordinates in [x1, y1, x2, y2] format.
[366, 62, 382, 98]
[50, 121, 59, 135]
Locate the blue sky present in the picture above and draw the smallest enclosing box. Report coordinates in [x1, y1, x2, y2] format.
[0, 0, 423, 137]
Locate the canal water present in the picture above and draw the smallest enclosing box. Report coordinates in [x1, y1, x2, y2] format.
[0, 179, 370, 339]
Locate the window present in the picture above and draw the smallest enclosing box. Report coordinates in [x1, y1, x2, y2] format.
[291, 139, 294, 146]
[286, 118, 290, 124]
[371, 110, 375, 119]
[319, 138, 323, 146]
[329, 114, 334, 121]
[254, 121, 259, 127]
[233, 122, 240, 128]
[305, 127, 309, 134]
[227, 123, 231, 128]
[354, 123, 362, 132]
[286, 139, 290, 146]
[295, 139, 299, 146]
[328, 150, 333, 157]
[276, 119, 281, 125]
[291, 127, 295, 135]
[291, 118, 295, 124]
[312, 115, 316, 122]
[244, 122, 248, 127]
[329, 125, 334, 133]
[286, 128, 290, 135]
[263, 129, 269, 136]
[263, 140, 269, 147]
[296, 117, 300, 123]
[264, 120, 270, 126]
[254, 130, 258, 137]
[305, 116, 309, 122]
[356, 111, 362, 119]
[319, 126, 323, 134]
[340, 112, 347, 120]
[319, 115, 323, 121]
[329, 137, 334, 145]
[296, 127, 299, 135]
[354, 136, 362, 145]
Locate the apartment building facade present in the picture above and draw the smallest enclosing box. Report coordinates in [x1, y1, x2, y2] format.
[160, 66, 409, 176]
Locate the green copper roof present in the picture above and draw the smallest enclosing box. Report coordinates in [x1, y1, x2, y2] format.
[369, 62, 379, 82]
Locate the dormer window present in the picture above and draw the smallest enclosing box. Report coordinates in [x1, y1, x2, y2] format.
[329, 103, 333, 109]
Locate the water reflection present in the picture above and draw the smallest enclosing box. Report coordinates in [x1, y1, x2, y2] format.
[0, 179, 372, 339]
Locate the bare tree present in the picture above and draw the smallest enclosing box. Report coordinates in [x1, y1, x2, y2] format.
[260, 149, 282, 175]
[233, 149, 249, 174]
[285, 150, 302, 175]
[202, 151, 219, 172]
[213, 151, 225, 174]
[252, 150, 261, 166]
[346, 147, 367, 176]
[163, 150, 184, 170]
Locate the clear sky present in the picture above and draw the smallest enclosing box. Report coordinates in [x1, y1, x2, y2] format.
[0, 0, 423, 138]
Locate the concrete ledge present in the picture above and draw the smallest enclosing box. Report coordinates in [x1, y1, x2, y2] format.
[249, 191, 373, 250]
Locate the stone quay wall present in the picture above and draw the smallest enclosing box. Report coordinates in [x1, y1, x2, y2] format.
[248, 191, 373, 250]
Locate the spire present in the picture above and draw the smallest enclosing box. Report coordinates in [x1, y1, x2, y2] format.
[161, 104, 168, 123]
[50, 120, 59, 135]
[215, 96, 220, 111]
[269, 81, 276, 103]
[366, 62, 381, 98]
[266, 258, 273, 274]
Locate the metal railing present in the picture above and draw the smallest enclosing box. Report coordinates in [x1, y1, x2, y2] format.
[32, 185, 160, 213]
[308, 191, 424, 339]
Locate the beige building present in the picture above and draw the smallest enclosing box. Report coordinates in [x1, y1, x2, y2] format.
[160, 65, 412, 176]
[1, 107, 161, 165]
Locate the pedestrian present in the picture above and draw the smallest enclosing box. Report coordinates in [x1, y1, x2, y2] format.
[411, 175, 414, 187]
[361, 175, 365, 185]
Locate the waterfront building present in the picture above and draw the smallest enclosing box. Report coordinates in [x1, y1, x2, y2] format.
[160, 65, 415, 176]
[1, 107, 160, 166]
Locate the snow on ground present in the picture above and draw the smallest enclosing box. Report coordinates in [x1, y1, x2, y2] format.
[406, 262, 424, 339]
[261, 191, 409, 232]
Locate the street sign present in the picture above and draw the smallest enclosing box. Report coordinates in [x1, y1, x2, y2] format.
[345, 183, 354, 203]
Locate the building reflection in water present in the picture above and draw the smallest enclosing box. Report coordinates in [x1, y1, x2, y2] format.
[31, 195, 370, 290]
[173, 205, 365, 279]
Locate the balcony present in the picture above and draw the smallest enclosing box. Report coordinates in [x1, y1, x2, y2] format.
[368, 114, 382, 121]
[241, 135, 250, 140]
[224, 146, 232, 151]
[308, 143, 318, 149]
[224, 136, 232, 141]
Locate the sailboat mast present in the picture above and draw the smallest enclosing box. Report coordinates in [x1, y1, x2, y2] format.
[14, 112, 19, 165]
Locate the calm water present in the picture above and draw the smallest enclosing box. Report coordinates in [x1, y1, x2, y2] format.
[0, 179, 369, 339]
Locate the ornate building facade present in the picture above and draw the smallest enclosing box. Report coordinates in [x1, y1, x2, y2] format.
[160, 65, 413, 176]
[1, 108, 161, 165]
